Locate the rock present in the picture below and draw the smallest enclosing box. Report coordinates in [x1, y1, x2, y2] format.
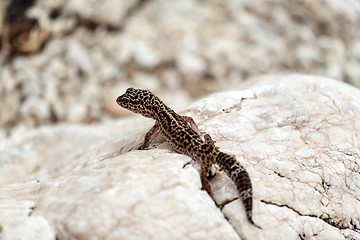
[0, 120, 240, 240]
[176, 52, 207, 78]
[0, 75, 359, 239]
[65, 0, 142, 27]
[20, 96, 50, 124]
[1, 0, 51, 56]
[1, 0, 360, 137]
[0, 216, 54, 240]
[66, 39, 94, 77]
[345, 40, 360, 87]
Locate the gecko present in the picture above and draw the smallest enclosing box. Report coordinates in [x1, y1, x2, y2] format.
[116, 87, 257, 226]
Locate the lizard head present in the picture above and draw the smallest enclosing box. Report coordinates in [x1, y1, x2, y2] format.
[116, 87, 155, 118]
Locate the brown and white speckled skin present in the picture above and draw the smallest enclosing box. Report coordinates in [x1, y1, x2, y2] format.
[116, 87, 256, 226]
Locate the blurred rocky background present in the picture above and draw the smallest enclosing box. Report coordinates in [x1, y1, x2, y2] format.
[1, 0, 359, 139]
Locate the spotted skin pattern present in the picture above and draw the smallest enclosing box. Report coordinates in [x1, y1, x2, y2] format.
[117, 87, 256, 226]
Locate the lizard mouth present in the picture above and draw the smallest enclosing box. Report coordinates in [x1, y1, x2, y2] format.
[116, 94, 128, 107]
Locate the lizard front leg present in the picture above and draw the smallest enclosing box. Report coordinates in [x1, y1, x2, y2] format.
[139, 122, 163, 150]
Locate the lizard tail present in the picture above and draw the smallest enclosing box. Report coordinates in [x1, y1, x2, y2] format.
[216, 151, 255, 225]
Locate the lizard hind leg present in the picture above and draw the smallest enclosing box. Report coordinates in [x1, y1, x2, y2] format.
[204, 134, 218, 179]
[200, 163, 214, 198]
[204, 134, 219, 150]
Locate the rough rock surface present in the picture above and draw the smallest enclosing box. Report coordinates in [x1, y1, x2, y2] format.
[0, 75, 360, 240]
[1, 0, 360, 137]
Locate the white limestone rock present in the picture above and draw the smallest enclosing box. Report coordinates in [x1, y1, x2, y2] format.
[0, 75, 359, 240]
[2, 0, 360, 136]
[66, 0, 141, 27]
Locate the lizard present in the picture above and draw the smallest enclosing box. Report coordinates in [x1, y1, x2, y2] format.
[116, 87, 257, 226]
